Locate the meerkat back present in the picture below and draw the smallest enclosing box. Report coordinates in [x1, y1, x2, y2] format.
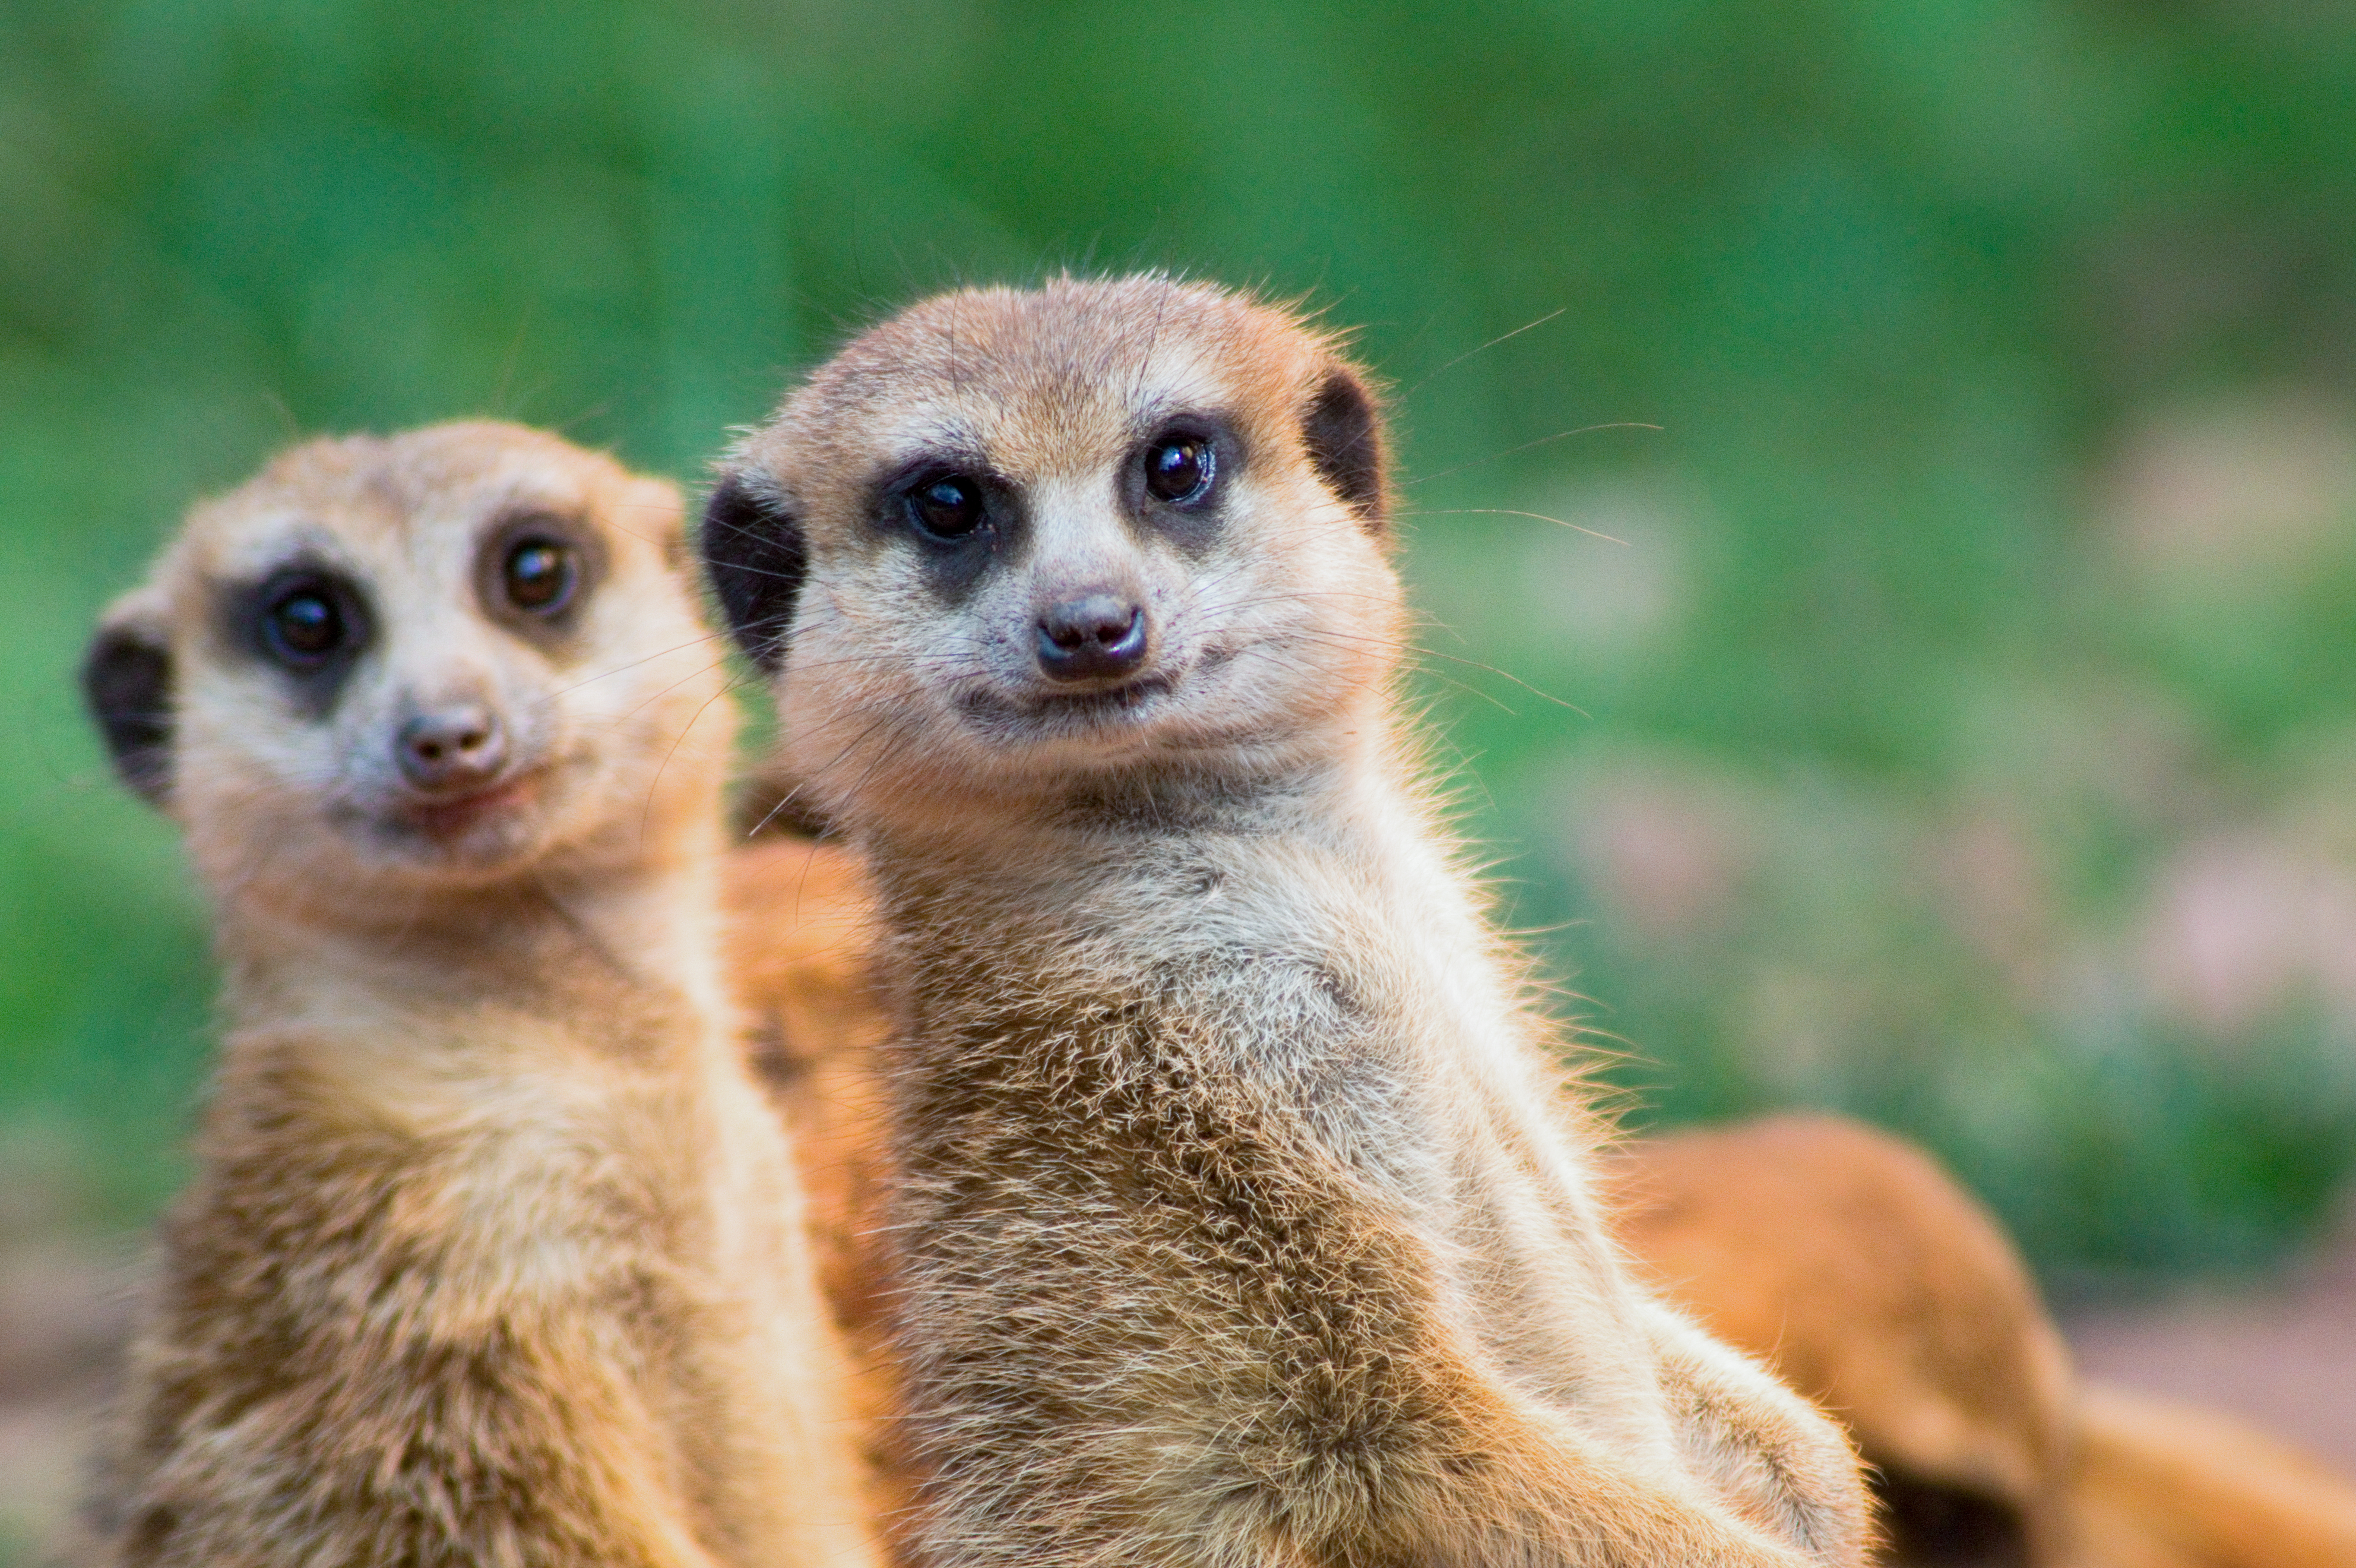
[703, 277, 1869, 1568]
[79, 422, 881, 1568]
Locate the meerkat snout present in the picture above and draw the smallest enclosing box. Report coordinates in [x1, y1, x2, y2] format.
[1036, 592, 1148, 681]
[394, 700, 507, 791]
[1022, 425, 1212, 684]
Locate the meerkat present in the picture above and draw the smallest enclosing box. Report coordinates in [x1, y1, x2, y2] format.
[700, 275, 1871, 1568]
[77, 421, 883, 1568]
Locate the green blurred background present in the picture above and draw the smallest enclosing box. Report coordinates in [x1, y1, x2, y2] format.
[7, 0, 2356, 1306]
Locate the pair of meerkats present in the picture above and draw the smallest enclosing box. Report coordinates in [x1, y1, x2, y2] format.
[73, 274, 2349, 1568]
[83, 275, 1865, 1565]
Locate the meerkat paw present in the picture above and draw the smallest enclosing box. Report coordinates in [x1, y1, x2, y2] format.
[1640, 1303, 1873, 1566]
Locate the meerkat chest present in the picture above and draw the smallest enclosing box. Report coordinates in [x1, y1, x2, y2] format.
[268, 1019, 747, 1309]
[889, 826, 1527, 1207]
[884, 826, 1672, 1427]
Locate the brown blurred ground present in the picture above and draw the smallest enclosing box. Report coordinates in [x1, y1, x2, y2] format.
[2062, 1223, 2356, 1475]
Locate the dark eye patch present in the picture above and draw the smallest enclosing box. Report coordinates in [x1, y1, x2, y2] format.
[476, 510, 603, 645]
[869, 454, 1019, 606]
[502, 537, 577, 613]
[1144, 434, 1214, 506]
[265, 587, 344, 663]
[906, 473, 991, 541]
[215, 559, 375, 716]
[1124, 415, 1235, 553]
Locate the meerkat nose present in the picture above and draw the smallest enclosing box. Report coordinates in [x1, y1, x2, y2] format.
[396, 705, 508, 792]
[1037, 594, 1149, 682]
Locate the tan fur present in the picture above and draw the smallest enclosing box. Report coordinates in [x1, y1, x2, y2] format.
[720, 880, 2356, 1568]
[709, 276, 1870, 1568]
[714, 845, 2356, 1568]
[2069, 1384, 2356, 1568]
[1609, 1116, 2075, 1564]
[720, 839, 913, 1549]
[1608, 1116, 2356, 1568]
[82, 423, 881, 1568]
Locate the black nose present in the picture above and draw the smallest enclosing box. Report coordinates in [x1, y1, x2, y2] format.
[1037, 595, 1148, 683]
[396, 706, 507, 792]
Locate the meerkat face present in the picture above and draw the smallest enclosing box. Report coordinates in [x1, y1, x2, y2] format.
[704, 276, 1399, 825]
[84, 422, 730, 897]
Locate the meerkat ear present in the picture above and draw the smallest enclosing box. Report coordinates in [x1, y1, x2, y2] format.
[700, 469, 808, 673]
[82, 588, 176, 807]
[1302, 362, 1387, 534]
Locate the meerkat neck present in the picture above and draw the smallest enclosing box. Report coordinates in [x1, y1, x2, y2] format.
[867, 690, 1406, 866]
[865, 713, 1481, 973]
[212, 808, 729, 1051]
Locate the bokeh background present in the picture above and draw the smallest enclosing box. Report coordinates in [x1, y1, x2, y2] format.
[6, 0, 2356, 1552]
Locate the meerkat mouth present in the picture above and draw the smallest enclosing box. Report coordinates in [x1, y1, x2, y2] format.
[390, 770, 545, 841]
[960, 672, 1178, 735]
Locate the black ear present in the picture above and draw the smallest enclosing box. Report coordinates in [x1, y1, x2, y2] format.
[1302, 364, 1387, 533]
[699, 470, 808, 673]
[82, 594, 175, 807]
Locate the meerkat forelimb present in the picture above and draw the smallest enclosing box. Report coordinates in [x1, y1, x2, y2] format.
[703, 276, 1871, 1568]
[1610, 1116, 2079, 1562]
[79, 421, 884, 1568]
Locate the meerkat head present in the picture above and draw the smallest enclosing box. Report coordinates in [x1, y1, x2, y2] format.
[703, 275, 1398, 831]
[83, 421, 732, 905]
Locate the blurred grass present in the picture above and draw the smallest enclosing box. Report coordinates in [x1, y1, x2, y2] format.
[5, 0, 2356, 1290]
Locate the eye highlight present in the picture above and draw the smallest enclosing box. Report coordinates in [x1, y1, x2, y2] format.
[907, 474, 989, 542]
[1144, 436, 1214, 505]
[502, 537, 579, 614]
[263, 584, 346, 666]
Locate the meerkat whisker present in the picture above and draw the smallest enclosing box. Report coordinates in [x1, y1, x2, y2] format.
[742, 708, 908, 840]
[1402, 421, 1669, 488]
[1396, 306, 1571, 402]
[1419, 507, 1633, 545]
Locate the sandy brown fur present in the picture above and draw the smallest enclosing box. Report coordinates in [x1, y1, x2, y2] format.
[1611, 1116, 2356, 1568]
[2068, 1384, 2356, 1568]
[716, 842, 2356, 1568]
[81, 423, 880, 1568]
[706, 277, 1870, 1568]
[721, 839, 913, 1549]
[720, 869, 2356, 1568]
[1611, 1117, 2075, 1565]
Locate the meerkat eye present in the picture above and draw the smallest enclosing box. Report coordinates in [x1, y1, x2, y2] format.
[1144, 436, 1213, 505]
[263, 585, 345, 665]
[502, 537, 579, 613]
[907, 474, 988, 542]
